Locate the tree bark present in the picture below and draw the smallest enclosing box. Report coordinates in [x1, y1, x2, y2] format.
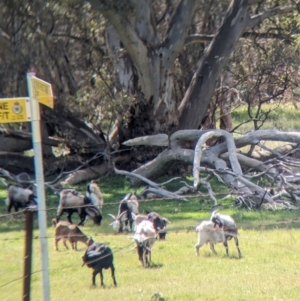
[89, 0, 197, 133]
[178, 0, 249, 129]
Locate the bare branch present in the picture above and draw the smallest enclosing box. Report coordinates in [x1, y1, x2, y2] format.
[247, 6, 297, 29]
[114, 166, 188, 201]
[184, 32, 292, 46]
[193, 129, 242, 189]
[199, 179, 218, 207]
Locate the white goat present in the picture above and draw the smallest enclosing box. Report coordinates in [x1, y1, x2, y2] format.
[131, 213, 148, 228]
[86, 181, 104, 211]
[132, 220, 157, 267]
[195, 211, 241, 257]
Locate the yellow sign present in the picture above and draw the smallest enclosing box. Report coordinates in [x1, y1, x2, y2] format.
[0, 98, 31, 123]
[31, 77, 54, 108]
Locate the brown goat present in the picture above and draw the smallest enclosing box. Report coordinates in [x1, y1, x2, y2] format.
[53, 220, 94, 251]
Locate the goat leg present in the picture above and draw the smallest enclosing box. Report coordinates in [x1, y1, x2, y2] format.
[111, 265, 117, 286]
[56, 205, 65, 222]
[62, 240, 69, 250]
[223, 239, 229, 256]
[209, 243, 218, 255]
[234, 237, 242, 257]
[7, 202, 13, 213]
[54, 238, 60, 251]
[99, 269, 104, 287]
[66, 212, 73, 224]
[78, 215, 85, 226]
[92, 270, 97, 286]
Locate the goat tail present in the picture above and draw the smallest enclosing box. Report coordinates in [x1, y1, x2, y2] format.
[52, 218, 58, 227]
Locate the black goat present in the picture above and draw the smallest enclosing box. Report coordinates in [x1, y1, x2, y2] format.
[82, 243, 117, 287]
[5, 184, 37, 213]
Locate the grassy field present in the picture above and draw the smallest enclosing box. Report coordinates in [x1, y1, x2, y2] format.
[2, 102, 300, 300]
[1, 175, 300, 301]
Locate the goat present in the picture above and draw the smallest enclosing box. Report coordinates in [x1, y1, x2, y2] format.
[132, 220, 157, 267]
[108, 193, 139, 233]
[146, 211, 171, 240]
[131, 213, 148, 228]
[86, 180, 104, 211]
[5, 184, 37, 213]
[52, 220, 94, 251]
[132, 212, 171, 240]
[210, 210, 242, 257]
[55, 189, 102, 226]
[82, 242, 117, 287]
[195, 211, 241, 257]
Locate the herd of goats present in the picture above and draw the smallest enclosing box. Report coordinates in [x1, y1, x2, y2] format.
[4, 180, 242, 287]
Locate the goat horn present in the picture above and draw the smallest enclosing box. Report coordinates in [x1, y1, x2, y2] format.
[107, 214, 116, 220]
[211, 209, 219, 216]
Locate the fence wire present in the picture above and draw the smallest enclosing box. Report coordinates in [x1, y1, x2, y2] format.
[1, 188, 299, 291]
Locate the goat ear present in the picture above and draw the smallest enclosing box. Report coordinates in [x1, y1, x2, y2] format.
[107, 214, 116, 220]
[163, 218, 171, 224]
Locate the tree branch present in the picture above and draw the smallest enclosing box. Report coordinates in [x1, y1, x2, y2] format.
[114, 166, 188, 201]
[247, 6, 297, 29]
[184, 32, 293, 45]
[161, 0, 197, 69]
[89, 0, 153, 99]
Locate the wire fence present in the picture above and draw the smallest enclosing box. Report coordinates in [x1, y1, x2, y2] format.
[1, 226, 300, 290]
[1, 188, 299, 292]
[0, 241, 136, 289]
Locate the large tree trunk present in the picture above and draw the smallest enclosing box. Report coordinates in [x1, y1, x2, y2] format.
[90, 0, 197, 135]
[178, 0, 249, 129]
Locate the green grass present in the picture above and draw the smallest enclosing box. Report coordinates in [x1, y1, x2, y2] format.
[1, 176, 300, 301]
[231, 103, 300, 134]
[2, 103, 300, 300]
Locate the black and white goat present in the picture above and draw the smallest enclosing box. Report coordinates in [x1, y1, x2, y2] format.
[132, 211, 171, 240]
[146, 211, 170, 240]
[5, 184, 37, 213]
[195, 211, 241, 257]
[55, 188, 102, 226]
[82, 242, 117, 287]
[108, 193, 139, 233]
[132, 220, 157, 267]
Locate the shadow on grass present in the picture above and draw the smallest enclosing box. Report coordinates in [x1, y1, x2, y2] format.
[148, 263, 163, 269]
[200, 252, 242, 260]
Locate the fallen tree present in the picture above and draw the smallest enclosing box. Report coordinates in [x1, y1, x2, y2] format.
[121, 129, 300, 209]
[2, 129, 300, 210]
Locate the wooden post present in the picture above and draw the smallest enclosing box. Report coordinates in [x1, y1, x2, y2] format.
[23, 210, 34, 301]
